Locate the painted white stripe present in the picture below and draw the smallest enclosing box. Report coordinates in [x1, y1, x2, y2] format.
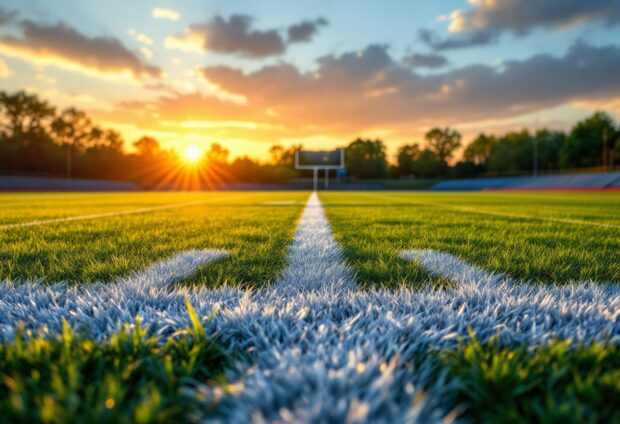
[260, 201, 298, 205]
[1, 195, 619, 422]
[400, 249, 506, 288]
[363, 192, 620, 229]
[0, 196, 241, 230]
[120, 249, 230, 290]
[274, 192, 355, 294]
[442, 204, 620, 229]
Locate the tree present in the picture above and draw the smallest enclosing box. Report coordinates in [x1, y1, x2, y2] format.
[50, 108, 94, 178]
[133, 136, 160, 156]
[207, 143, 229, 163]
[344, 138, 388, 179]
[396, 144, 421, 177]
[411, 149, 444, 178]
[533, 129, 564, 171]
[463, 134, 496, 166]
[486, 130, 534, 175]
[50, 108, 94, 150]
[425, 127, 462, 165]
[559, 112, 617, 169]
[269, 145, 285, 165]
[0, 90, 55, 141]
[98, 129, 124, 152]
[269, 144, 301, 168]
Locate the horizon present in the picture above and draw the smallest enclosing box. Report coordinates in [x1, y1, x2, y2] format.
[1, 0, 620, 161]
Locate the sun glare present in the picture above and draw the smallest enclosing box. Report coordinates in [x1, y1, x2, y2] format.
[183, 145, 202, 163]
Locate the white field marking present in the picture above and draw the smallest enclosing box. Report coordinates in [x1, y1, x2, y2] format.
[260, 200, 299, 205]
[119, 249, 230, 291]
[362, 192, 620, 229]
[1, 194, 620, 422]
[274, 192, 355, 294]
[0, 195, 243, 230]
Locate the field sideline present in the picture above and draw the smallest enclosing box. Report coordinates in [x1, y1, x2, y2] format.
[0, 191, 618, 422]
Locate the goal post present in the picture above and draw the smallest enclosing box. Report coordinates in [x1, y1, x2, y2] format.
[295, 149, 345, 191]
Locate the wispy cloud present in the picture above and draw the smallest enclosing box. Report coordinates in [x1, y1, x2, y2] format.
[166, 15, 328, 58]
[191, 42, 620, 131]
[0, 20, 162, 80]
[0, 58, 10, 78]
[287, 18, 328, 43]
[152, 7, 181, 21]
[422, 0, 620, 50]
[403, 52, 448, 69]
[128, 29, 153, 45]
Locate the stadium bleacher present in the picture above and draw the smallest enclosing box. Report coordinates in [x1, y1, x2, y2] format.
[0, 176, 140, 191]
[431, 172, 620, 191]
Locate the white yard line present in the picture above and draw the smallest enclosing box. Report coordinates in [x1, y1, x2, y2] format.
[1, 194, 619, 422]
[274, 192, 355, 294]
[363, 192, 620, 229]
[119, 249, 230, 290]
[0, 196, 242, 230]
[400, 249, 506, 288]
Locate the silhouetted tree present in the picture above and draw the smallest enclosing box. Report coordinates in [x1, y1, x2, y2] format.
[425, 127, 462, 165]
[0, 90, 55, 140]
[559, 112, 617, 169]
[133, 136, 160, 156]
[207, 143, 229, 163]
[412, 149, 444, 178]
[463, 134, 496, 167]
[269, 144, 301, 168]
[396, 144, 421, 177]
[0, 90, 58, 174]
[487, 130, 534, 174]
[51, 108, 95, 178]
[345, 138, 388, 179]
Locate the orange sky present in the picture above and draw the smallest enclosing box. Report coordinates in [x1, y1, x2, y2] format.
[1, 1, 620, 162]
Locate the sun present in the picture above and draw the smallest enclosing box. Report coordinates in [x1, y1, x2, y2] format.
[183, 145, 202, 163]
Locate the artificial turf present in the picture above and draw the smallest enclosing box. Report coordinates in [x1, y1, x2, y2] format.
[1, 190, 618, 422]
[320, 191, 620, 288]
[428, 336, 620, 423]
[0, 301, 230, 424]
[0, 192, 307, 287]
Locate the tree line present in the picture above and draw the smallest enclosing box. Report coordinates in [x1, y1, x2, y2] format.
[0, 90, 296, 187]
[1, 90, 619, 185]
[346, 112, 620, 180]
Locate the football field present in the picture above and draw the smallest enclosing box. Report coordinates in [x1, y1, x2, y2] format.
[1, 191, 618, 422]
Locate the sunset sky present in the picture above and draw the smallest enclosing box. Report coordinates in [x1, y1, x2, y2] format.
[1, 0, 620, 161]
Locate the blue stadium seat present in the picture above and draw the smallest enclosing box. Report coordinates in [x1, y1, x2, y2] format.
[431, 172, 620, 191]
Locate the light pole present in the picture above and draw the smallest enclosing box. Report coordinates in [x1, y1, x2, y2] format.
[532, 137, 538, 177]
[66, 143, 72, 179]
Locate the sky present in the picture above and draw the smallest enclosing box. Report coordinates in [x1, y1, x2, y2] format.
[1, 0, 620, 161]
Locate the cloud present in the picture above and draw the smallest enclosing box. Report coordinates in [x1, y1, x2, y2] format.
[128, 29, 153, 45]
[192, 42, 620, 131]
[152, 7, 180, 21]
[403, 52, 448, 69]
[110, 41, 620, 146]
[287, 18, 328, 43]
[0, 20, 162, 80]
[419, 28, 495, 51]
[166, 15, 326, 58]
[423, 0, 620, 50]
[166, 15, 285, 58]
[0, 58, 10, 77]
[0, 9, 16, 26]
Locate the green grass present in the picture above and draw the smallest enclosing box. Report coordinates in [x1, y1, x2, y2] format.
[1, 190, 619, 421]
[0, 301, 230, 424]
[431, 336, 620, 423]
[320, 191, 620, 287]
[0, 192, 307, 287]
